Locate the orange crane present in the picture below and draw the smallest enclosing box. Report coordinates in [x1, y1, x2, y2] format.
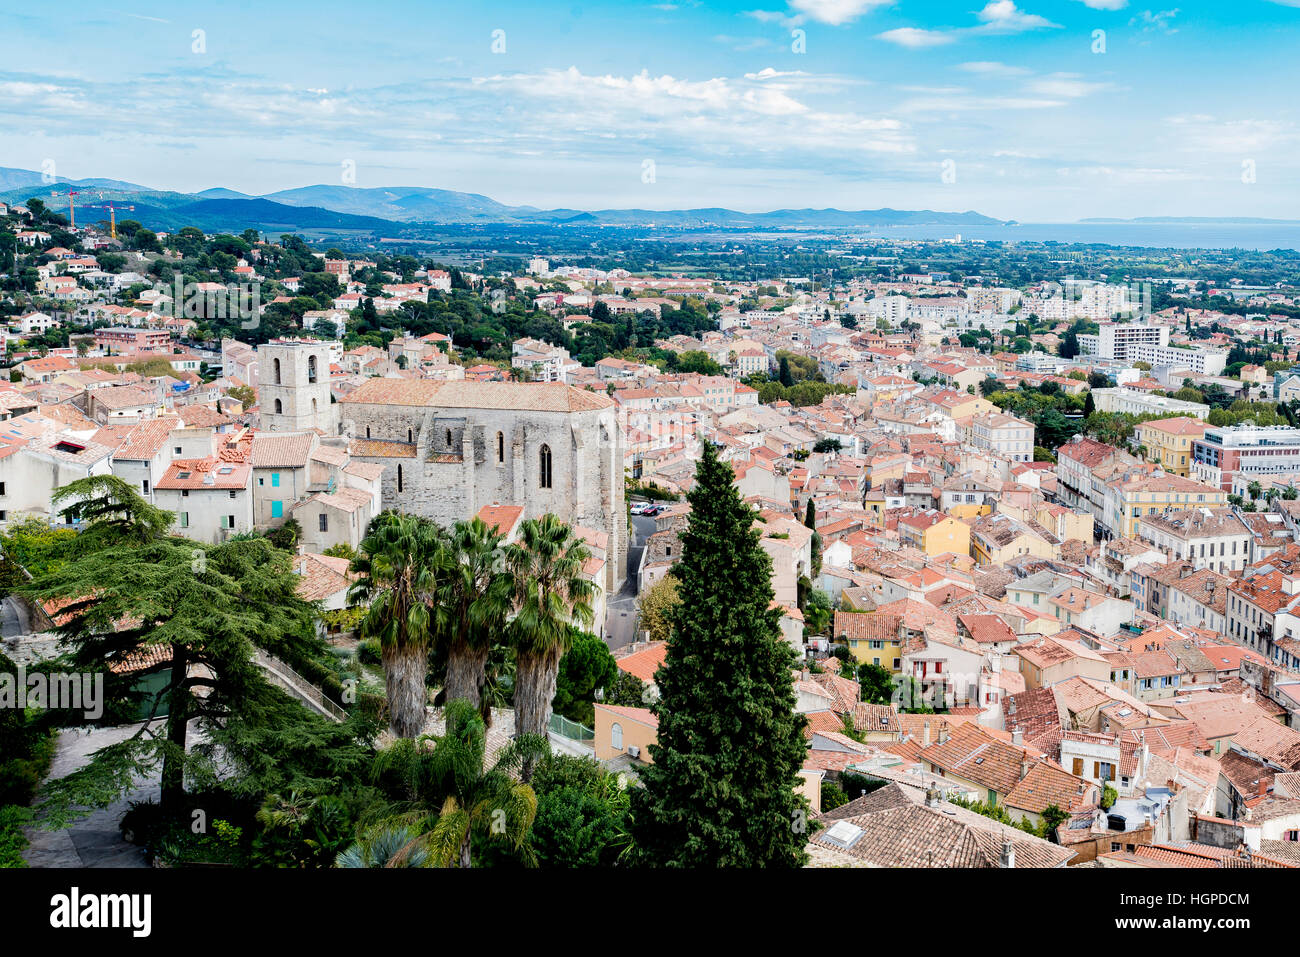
[82, 202, 136, 240]
[50, 189, 83, 229]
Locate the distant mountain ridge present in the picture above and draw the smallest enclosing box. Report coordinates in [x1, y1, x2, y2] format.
[0, 165, 1010, 233]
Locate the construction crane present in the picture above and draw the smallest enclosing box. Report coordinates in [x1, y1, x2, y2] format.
[82, 202, 136, 240]
[50, 189, 83, 229]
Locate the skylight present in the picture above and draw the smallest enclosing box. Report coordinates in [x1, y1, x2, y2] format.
[823, 820, 864, 850]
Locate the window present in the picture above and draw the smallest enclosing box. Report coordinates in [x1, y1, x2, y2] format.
[0, 482, 5, 495]
[220, 515, 230, 529]
[180, 512, 189, 528]
[539, 443, 553, 489]
[408, 429, 413, 443]
[1072, 757, 1084, 776]
[273, 358, 281, 385]
[319, 513, 328, 533]
[175, 446, 182, 455]
[182, 489, 189, 498]
[142, 480, 148, 494]
[892, 658, 901, 670]
[497, 431, 505, 463]
[366, 426, 371, 439]
[610, 723, 623, 751]
[397, 464, 403, 493]
[274, 398, 283, 414]
[446, 429, 453, 447]
[307, 355, 317, 383]
[228, 490, 237, 500]
[271, 473, 280, 488]
[271, 501, 283, 519]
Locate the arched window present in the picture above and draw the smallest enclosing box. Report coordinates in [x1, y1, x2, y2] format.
[274, 398, 283, 414]
[539, 444, 552, 489]
[307, 354, 317, 383]
[273, 358, 281, 384]
[610, 723, 623, 751]
[496, 431, 505, 463]
[397, 464, 403, 493]
[311, 397, 318, 414]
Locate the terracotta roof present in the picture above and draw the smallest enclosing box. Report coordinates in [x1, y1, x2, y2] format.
[341, 378, 614, 412]
[614, 642, 668, 685]
[252, 431, 316, 468]
[811, 782, 1074, 868]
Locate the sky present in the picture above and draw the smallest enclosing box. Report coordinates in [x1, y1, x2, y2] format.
[2, 0, 1299, 221]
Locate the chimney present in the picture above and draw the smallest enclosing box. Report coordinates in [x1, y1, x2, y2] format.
[1000, 839, 1015, 869]
[925, 784, 942, 808]
[1012, 728, 1024, 745]
[938, 725, 950, 745]
[1258, 777, 1268, 798]
[922, 720, 931, 747]
[1020, 758, 1030, 780]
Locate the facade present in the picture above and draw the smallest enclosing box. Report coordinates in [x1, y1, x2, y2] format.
[1081, 322, 1170, 362]
[1191, 425, 1300, 492]
[1128, 343, 1227, 375]
[1134, 417, 1207, 478]
[1137, 507, 1250, 574]
[1091, 388, 1209, 420]
[339, 378, 627, 593]
[1102, 469, 1228, 540]
[968, 412, 1034, 463]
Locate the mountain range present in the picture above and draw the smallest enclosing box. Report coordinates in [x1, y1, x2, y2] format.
[0, 167, 1007, 234]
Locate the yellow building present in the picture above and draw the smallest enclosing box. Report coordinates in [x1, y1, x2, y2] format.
[834, 610, 904, 672]
[1104, 469, 1228, 540]
[897, 511, 972, 558]
[1134, 416, 1208, 478]
[969, 512, 1060, 566]
[593, 703, 659, 764]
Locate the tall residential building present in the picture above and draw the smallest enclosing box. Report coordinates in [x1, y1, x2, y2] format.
[1191, 424, 1300, 492]
[1079, 322, 1170, 362]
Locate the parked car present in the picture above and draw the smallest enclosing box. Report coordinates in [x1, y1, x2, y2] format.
[630, 502, 650, 516]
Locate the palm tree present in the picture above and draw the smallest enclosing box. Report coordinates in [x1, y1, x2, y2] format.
[434, 518, 514, 720]
[336, 822, 431, 868]
[425, 700, 547, 867]
[349, 512, 441, 738]
[506, 515, 595, 778]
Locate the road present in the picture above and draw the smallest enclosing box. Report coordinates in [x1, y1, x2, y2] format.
[603, 514, 657, 651]
[1, 595, 33, 638]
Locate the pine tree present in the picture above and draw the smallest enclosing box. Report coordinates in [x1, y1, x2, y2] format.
[629, 443, 810, 867]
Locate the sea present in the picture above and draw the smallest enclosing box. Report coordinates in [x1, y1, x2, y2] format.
[858, 223, 1300, 252]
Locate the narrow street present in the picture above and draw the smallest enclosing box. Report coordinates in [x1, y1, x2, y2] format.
[604, 514, 656, 651]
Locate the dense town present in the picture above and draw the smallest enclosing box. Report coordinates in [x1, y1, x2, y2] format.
[2, 195, 1300, 873]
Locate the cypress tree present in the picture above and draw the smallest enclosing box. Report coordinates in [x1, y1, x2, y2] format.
[803, 498, 816, 530]
[629, 443, 810, 867]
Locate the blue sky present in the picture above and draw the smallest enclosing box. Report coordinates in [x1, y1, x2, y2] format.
[2, 0, 1299, 220]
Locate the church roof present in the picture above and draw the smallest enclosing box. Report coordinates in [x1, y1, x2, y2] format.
[340, 378, 614, 413]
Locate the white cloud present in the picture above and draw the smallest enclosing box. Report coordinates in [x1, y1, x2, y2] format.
[1072, 0, 1128, 9]
[787, 0, 892, 25]
[973, 1, 1060, 33]
[1025, 73, 1115, 97]
[1130, 9, 1179, 33]
[877, 27, 956, 48]
[958, 61, 1032, 76]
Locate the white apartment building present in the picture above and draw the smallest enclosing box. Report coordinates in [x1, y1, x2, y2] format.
[1129, 342, 1227, 376]
[1091, 387, 1209, 420]
[510, 337, 574, 383]
[1078, 322, 1170, 362]
[968, 412, 1035, 463]
[1137, 507, 1252, 574]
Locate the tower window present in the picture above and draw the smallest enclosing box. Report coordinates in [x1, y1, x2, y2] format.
[273, 357, 281, 385]
[408, 429, 413, 443]
[307, 354, 318, 383]
[397, 464, 403, 493]
[497, 431, 505, 463]
[446, 428, 453, 448]
[539, 444, 552, 489]
[274, 398, 283, 414]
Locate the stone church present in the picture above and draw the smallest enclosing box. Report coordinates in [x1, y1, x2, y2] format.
[337, 377, 627, 593]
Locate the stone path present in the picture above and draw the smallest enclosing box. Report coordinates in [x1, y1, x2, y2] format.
[22, 720, 203, 868]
